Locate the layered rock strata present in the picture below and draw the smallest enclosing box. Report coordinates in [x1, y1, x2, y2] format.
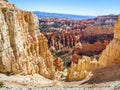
[0, 1, 55, 79]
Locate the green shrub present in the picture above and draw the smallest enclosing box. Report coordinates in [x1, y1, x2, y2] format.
[53, 51, 60, 57]
[5, 72, 11, 76]
[0, 82, 4, 88]
[40, 24, 49, 33]
[52, 23, 61, 28]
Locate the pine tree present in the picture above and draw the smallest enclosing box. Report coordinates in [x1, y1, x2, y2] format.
[3, 0, 8, 2]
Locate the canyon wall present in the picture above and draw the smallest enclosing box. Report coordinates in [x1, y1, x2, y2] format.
[0, 1, 55, 79]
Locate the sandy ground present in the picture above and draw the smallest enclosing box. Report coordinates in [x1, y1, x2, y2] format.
[0, 73, 120, 90]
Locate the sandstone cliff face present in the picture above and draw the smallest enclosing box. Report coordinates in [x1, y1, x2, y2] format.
[0, 1, 55, 79]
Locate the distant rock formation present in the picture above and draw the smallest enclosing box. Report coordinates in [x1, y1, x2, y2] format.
[81, 25, 113, 44]
[74, 40, 109, 56]
[45, 32, 81, 50]
[94, 15, 118, 26]
[67, 15, 120, 82]
[0, 1, 55, 79]
[40, 17, 115, 56]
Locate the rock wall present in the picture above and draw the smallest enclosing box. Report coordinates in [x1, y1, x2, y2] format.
[0, 1, 55, 79]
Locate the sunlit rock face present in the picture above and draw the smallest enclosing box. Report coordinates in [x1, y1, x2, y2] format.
[67, 56, 100, 81]
[0, 1, 55, 79]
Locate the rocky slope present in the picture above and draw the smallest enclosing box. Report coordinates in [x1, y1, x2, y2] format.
[0, 1, 55, 79]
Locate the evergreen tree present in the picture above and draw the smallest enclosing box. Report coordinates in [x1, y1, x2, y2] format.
[3, 0, 8, 2]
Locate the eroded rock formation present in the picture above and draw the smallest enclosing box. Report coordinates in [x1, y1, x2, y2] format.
[0, 1, 55, 79]
[67, 15, 120, 82]
[44, 25, 113, 50]
[45, 32, 81, 50]
[67, 56, 100, 81]
[74, 40, 109, 56]
[54, 57, 63, 71]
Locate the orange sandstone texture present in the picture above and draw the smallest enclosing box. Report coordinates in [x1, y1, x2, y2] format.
[74, 40, 109, 56]
[0, 1, 55, 79]
[54, 57, 64, 71]
[71, 54, 80, 64]
[45, 32, 81, 50]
